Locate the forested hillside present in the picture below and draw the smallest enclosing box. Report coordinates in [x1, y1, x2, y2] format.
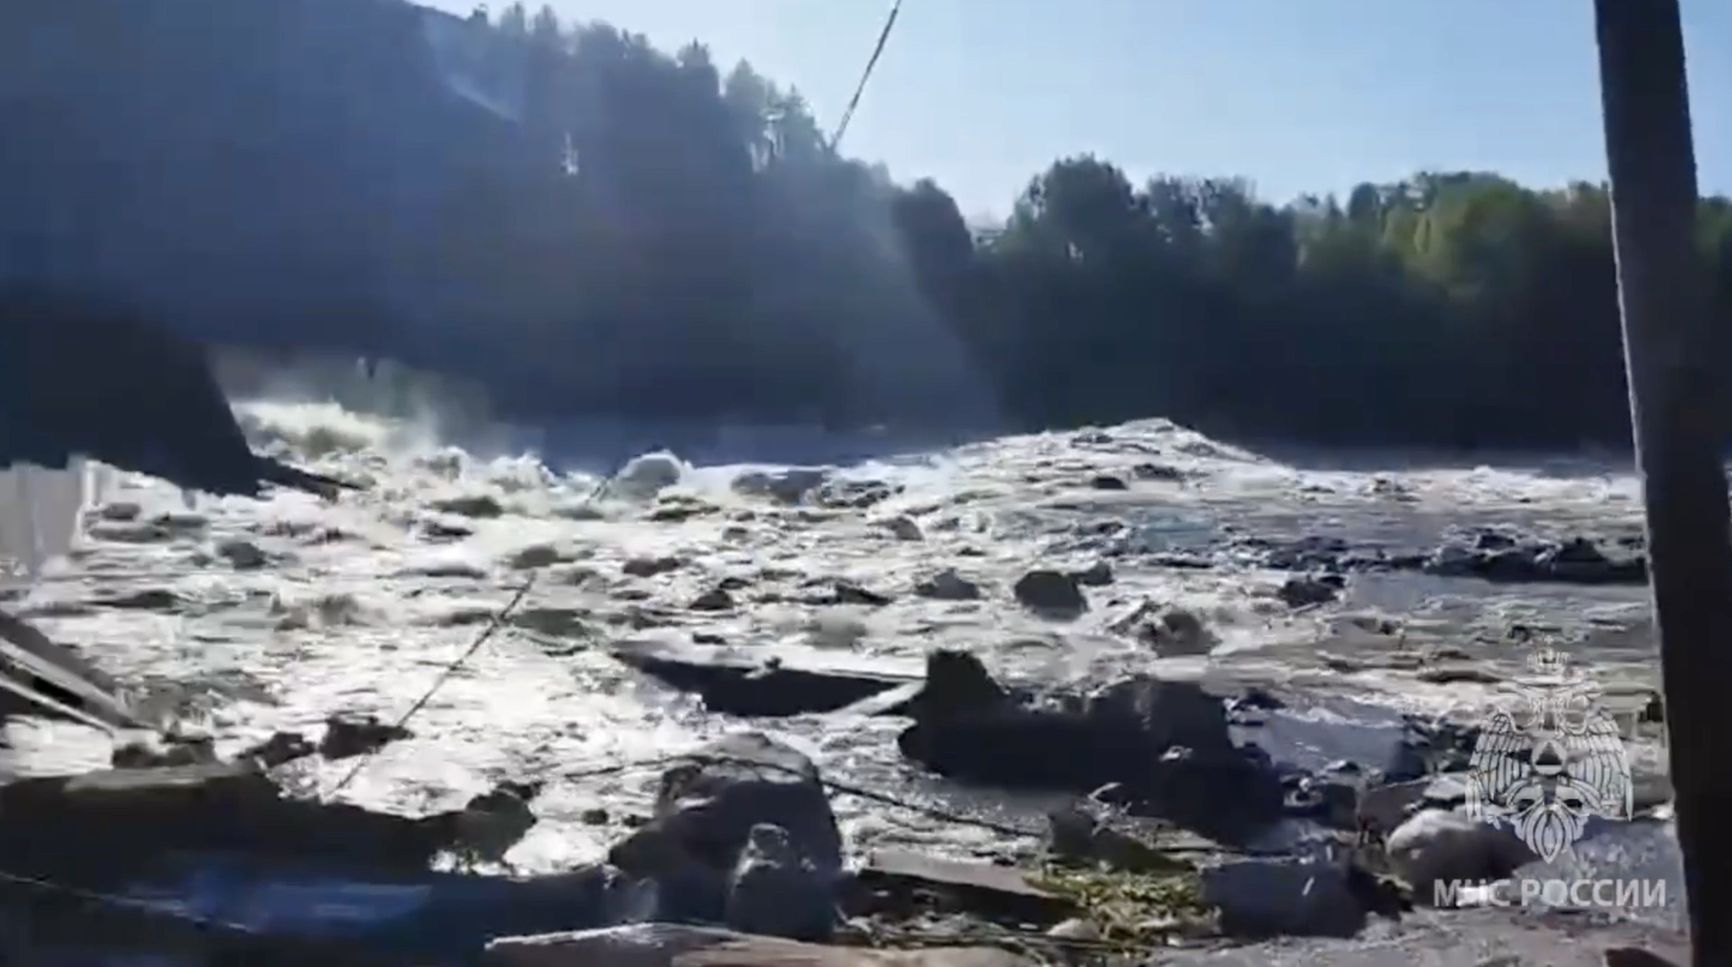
[5, 0, 1730, 448]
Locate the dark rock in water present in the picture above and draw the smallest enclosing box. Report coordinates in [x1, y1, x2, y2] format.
[1387, 809, 1533, 898]
[689, 588, 736, 612]
[400, 557, 488, 580]
[320, 715, 413, 760]
[1086, 677, 1235, 756]
[1152, 553, 1215, 570]
[1388, 717, 1480, 781]
[432, 494, 505, 519]
[1416, 665, 1501, 685]
[1474, 529, 1518, 551]
[581, 808, 610, 826]
[875, 515, 924, 541]
[1132, 462, 1186, 482]
[608, 638, 909, 716]
[1070, 560, 1115, 587]
[724, 823, 834, 941]
[1089, 475, 1128, 491]
[1013, 569, 1086, 617]
[241, 730, 315, 768]
[1045, 807, 1188, 874]
[0, 762, 456, 872]
[853, 849, 1075, 926]
[420, 516, 476, 541]
[830, 581, 895, 606]
[913, 569, 983, 601]
[648, 496, 718, 522]
[511, 607, 593, 641]
[1641, 692, 1665, 724]
[896, 650, 1010, 721]
[112, 735, 216, 769]
[446, 786, 539, 867]
[900, 669, 1280, 842]
[1538, 537, 1647, 584]
[1138, 745, 1285, 844]
[1202, 858, 1368, 938]
[508, 543, 571, 569]
[95, 501, 141, 522]
[609, 733, 841, 925]
[1415, 534, 1647, 585]
[97, 588, 184, 611]
[899, 707, 1159, 793]
[1257, 535, 1350, 572]
[216, 538, 267, 570]
[1112, 602, 1216, 655]
[623, 556, 682, 578]
[816, 478, 901, 509]
[1228, 688, 1286, 714]
[1278, 575, 1340, 608]
[1283, 775, 1361, 830]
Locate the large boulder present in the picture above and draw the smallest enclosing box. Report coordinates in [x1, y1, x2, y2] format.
[609, 734, 842, 924]
[1201, 858, 1368, 938]
[898, 650, 1009, 721]
[1085, 677, 1235, 756]
[724, 823, 834, 941]
[1137, 745, 1285, 845]
[1386, 809, 1534, 901]
[1013, 570, 1086, 617]
[913, 569, 983, 601]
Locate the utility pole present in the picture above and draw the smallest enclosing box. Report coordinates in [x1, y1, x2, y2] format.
[1593, 1, 1732, 961]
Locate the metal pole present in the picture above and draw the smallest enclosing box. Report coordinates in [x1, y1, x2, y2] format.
[1593, 1, 1731, 960]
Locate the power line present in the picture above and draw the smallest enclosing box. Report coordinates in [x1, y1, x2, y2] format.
[830, 0, 904, 152]
[329, 574, 537, 795]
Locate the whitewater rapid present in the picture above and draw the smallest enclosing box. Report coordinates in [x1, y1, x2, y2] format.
[0, 399, 1668, 877]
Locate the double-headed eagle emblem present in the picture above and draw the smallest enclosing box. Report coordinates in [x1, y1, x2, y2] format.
[1465, 647, 1633, 862]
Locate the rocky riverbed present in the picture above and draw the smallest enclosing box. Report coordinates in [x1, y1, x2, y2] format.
[0, 404, 1690, 964]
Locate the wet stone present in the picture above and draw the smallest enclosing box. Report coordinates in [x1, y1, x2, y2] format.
[96, 501, 141, 522]
[432, 494, 505, 519]
[241, 731, 316, 768]
[508, 543, 571, 569]
[830, 581, 894, 606]
[609, 733, 841, 924]
[1201, 858, 1368, 938]
[876, 516, 923, 541]
[420, 516, 476, 541]
[216, 539, 267, 570]
[1014, 569, 1086, 617]
[1278, 574, 1341, 607]
[623, 556, 682, 578]
[319, 715, 413, 760]
[689, 588, 736, 612]
[97, 588, 185, 611]
[1070, 560, 1114, 587]
[725, 822, 835, 941]
[913, 569, 983, 601]
[608, 638, 909, 716]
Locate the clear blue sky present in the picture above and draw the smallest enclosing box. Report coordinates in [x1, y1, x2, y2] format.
[427, 0, 1731, 221]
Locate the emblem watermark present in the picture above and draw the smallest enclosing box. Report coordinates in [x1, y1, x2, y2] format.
[1465, 646, 1633, 861]
[1440, 647, 1666, 911]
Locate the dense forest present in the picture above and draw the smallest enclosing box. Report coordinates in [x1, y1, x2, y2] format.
[5, 0, 1731, 449]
